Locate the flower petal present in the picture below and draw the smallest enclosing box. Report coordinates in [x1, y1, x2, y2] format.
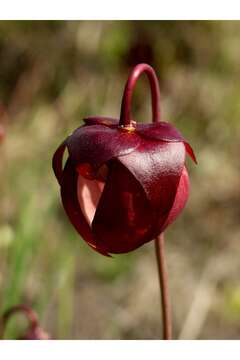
[118, 139, 186, 214]
[91, 160, 158, 254]
[61, 159, 111, 256]
[160, 166, 189, 231]
[67, 124, 141, 169]
[52, 140, 67, 185]
[83, 116, 118, 127]
[137, 121, 185, 142]
[137, 122, 197, 164]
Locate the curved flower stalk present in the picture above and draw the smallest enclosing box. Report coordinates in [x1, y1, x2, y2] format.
[0, 305, 50, 340]
[52, 63, 196, 339]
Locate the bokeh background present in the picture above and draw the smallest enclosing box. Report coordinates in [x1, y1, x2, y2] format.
[0, 20, 240, 339]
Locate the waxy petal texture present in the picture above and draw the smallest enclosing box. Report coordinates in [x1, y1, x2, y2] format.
[137, 121, 197, 163]
[92, 160, 157, 253]
[67, 125, 141, 170]
[137, 121, 185, 142]
[160, 166, 189, 231]
[119, 140, 186, 210]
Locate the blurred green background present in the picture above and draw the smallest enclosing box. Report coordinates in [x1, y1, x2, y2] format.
[0, 21, 240, 339]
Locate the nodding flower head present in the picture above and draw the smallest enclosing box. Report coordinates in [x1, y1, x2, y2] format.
[0, 305, 50, 340]
[53, 63, 196, 256]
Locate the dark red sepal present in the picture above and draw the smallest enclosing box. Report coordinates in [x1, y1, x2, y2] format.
[137, 121, 185, 142]
[66, 124, 141, 169]
[137, 121, 197, 164]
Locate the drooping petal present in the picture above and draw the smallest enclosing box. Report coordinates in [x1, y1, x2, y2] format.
[60, 159, 111, 256]
[158, 165, 189, 232]
[52, 140, 67, 185]
[83, 116, 118, 128]
[66, 125, 141, 169]
[91, 160, 158, 254]
[118, 139, 186, 217]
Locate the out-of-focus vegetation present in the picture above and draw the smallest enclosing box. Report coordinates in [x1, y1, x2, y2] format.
[0, 21, 240, 339]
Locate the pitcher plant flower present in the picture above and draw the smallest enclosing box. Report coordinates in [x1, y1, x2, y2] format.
[52, 63, 196, 339]
[53, 64, 196, 257]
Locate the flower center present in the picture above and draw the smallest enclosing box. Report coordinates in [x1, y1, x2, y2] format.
[118, 120, 137, 132]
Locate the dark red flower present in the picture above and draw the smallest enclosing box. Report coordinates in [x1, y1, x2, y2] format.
[53, 64, 196, 256]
